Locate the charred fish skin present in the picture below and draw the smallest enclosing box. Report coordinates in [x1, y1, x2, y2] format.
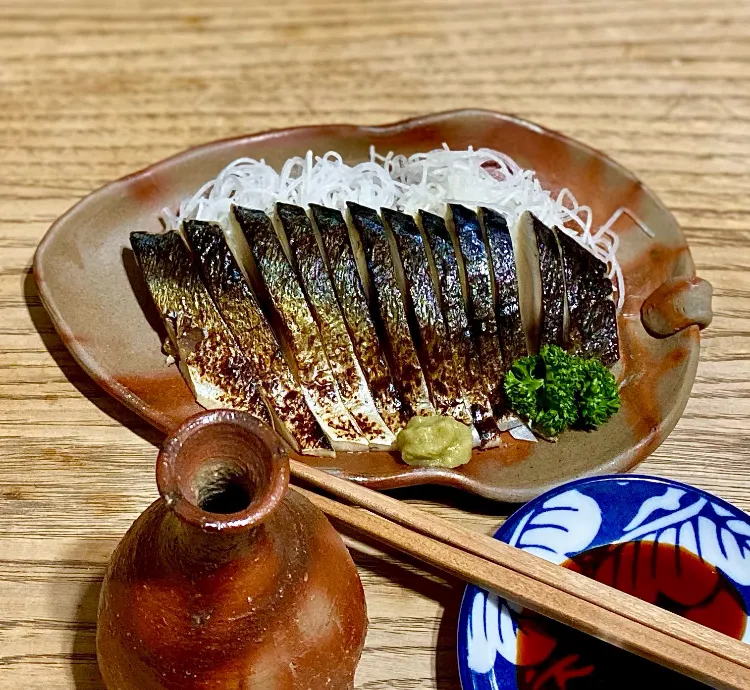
[481, 207, 527, 365]
[129, 231, 271, 426]
[232, 205, 368, 451]
[347, 202, 435, 418]
[419, 211, 501, 448]
[556, 231, 620, 366]
[448, 204, 510, 423]
[309, 203, 407, 433]
[533, 216, 566, 348]
[382, 208, 473, 427]
[182, 220, 332, 456]
[276, 203, 394, 449]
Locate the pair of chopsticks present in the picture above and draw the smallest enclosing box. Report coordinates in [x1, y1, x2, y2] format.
[290, 459, 750, 690]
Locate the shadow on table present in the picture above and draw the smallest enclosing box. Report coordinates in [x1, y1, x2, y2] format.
[338, 523, 474, 690]
[72, 576, 107, 690]
[384, 483, 513, 520]
[23, 265, 163, 447]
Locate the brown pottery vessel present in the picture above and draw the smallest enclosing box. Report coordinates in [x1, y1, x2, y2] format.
[96, 409, 368, 690]
[35, 110, 713, 502]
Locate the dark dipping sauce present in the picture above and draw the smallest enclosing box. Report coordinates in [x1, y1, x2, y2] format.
[515, 541, 747, 689]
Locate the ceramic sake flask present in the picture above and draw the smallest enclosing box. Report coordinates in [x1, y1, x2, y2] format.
[96, 409, 368, 689]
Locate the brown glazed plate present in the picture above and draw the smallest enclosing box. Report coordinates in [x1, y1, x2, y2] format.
[34, 109, 712, 502]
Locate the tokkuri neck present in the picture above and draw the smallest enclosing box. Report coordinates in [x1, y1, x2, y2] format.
[156, 409, 290, 556]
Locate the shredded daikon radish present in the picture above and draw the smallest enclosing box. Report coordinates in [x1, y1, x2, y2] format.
[161, 145, 638, 307]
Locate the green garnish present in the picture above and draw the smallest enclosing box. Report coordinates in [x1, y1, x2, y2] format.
[503, 345, 620, 437]
[503, 355, 542, 420]
[576, 358, 621, 427]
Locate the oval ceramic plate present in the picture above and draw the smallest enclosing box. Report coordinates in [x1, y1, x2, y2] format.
[34, 110, 710, 501]
[458, 475, 750, 688]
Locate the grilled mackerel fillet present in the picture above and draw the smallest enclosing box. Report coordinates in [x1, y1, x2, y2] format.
[277, 203, 394, 449]
[533, 216, 566, 348]
[347, 202, 435, 417]
[182, 220, 332, 456]
[449, 204, 515, 428]
[383, 208, 473, 427]
[556, 231, 620, 365]
[481, 207, 528, 365]
[130, 231, 271, 426]
[310, 203, 407, 433]
[419, 211, 501, 448]
[232, 205, 368, 451]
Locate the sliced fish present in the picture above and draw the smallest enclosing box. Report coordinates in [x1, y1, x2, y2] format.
[419, 211, 501, 448]
[310, 203, 407, 433]
[276, 203, 394, 449]
[130, 231, 271, 426]
[449, 204, 514, 427]
[182, 220, 332, 456]
[347, 202, 435, 417]
[557, 231, 620, 365]
[533, 215, 566, 348]
[382, 208, 473, 427]
[481, 207, 527, 365]
[232, 205, 368, 451]
[511, 212, 543, 354]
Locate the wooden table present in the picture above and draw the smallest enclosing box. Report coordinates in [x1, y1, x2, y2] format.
[1, 0, 749, 687]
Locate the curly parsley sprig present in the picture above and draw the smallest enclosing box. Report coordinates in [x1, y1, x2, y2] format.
[503, 345, 620, 437]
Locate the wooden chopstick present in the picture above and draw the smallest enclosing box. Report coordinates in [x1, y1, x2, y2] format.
[290, 460, 750, 690]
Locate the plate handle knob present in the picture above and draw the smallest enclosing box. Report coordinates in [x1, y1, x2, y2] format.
[641, 276, 713, 338]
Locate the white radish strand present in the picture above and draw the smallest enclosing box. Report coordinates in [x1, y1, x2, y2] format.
[161, 146, 646, 308]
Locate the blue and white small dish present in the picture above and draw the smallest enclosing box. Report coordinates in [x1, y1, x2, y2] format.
[457, 475, 750, 689]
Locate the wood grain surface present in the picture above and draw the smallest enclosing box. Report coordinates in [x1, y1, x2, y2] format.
[1, 0, 749, 687]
